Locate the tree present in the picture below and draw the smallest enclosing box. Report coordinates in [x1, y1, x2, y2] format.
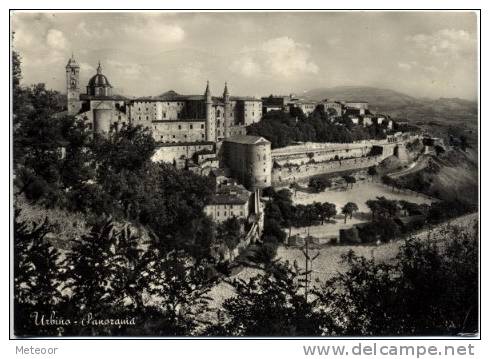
[141, 246, 217, 336]
[318, 202, 337, 225]
[318, 223, 478, 335]
[207, 262, 328, 336]
[367, 166, 378, 181]
[14, 211, 65, 336]
[341, 202, 359, 223]
[343, 175, 356, 188]
[216, 217, 242, 260]
[63, 220, 132, 335]
[309, 177, 331, 193]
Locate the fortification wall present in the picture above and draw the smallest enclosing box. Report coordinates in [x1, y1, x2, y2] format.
[272, 155, 383, 185]
[152, 143, 214, 164]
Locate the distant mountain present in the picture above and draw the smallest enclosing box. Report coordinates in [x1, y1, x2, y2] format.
[302, 86, 477, 128]
[155, 90, 182, 100]
[302, 86, 418, 109]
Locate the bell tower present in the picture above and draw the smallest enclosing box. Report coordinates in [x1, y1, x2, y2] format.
[204, 81, 215, 142]
[66, 54, 81, 115]
[223, 82, 231, 138]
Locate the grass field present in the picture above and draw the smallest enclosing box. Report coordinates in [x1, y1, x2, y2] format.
[293, 181, 434, 212]
[289, 181, 434, 240]
[278, 212, 477, 283]
[206, 213, 478, 313]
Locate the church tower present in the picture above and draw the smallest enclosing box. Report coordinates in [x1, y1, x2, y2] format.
[223, 82, 231, 138]
[204, 81, 215, 142]
[66, 54, 81, 115]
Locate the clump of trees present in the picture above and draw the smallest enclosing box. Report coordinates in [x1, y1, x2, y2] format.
[15, 210, 478, 336]
[14, 214, 218, 336]
[341, 202, 359, 223]
[247, 108, 388, 149]
[320, 222, 478, 335]
[308, 177, 332, 193]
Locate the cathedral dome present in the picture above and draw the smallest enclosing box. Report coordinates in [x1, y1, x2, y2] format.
[86, 61, 113, 97]
[88, 73, 111, 87]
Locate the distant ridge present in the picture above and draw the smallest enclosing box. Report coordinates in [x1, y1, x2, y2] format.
[301, 86, 477, 123]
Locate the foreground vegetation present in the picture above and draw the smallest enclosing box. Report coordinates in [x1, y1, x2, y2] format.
[12, 48, 478, 337]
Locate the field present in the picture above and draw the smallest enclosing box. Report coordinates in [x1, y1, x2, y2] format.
[289, 181, 434, 239]
[278, 212, 477, 283]
[207, 212, 478, 312]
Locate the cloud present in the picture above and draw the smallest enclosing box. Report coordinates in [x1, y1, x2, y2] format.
[262, 37, 319, 76]
[405, 28, 476, 57]
[178, 61, 206, 86]
[230, 56, 262, 77]
[230, 36, 319, 78]
[106, 60, 145, 78]
[397, 61, 417, 71]
[124, 19, 185, 45]
[46, 29, 68, 50]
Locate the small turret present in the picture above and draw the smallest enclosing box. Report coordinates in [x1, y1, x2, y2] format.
[223, 82, 230, 103]
[204, 80, 212, 103]
[204, 81, 215, 142]
[96, 61, 103, 74]
[223, 82, 231, 138]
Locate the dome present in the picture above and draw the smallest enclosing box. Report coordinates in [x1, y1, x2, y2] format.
[88, 73, 112, 88]
[87, 62, 112, 88]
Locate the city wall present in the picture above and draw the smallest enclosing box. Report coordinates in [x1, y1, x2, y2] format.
[270, 136, 419, 186]
[271, 155, 385, 186]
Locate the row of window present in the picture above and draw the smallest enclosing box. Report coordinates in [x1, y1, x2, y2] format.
[159, 134, 206, 140]
[216, 211, 244, 217]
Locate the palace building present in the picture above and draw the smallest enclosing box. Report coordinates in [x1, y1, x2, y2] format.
[65, 55, 262, 144]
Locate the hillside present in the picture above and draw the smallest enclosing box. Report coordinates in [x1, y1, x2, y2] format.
[390, 148, 478, 206]
[303, 86, 477, 127]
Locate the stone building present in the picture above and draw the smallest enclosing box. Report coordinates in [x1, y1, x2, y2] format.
[204, 184, 251, 223]
[222, 135, 272, 191]
[65, 56, 261, 144]
[344, 101, 369, 115]
[319, 100, 343, 117]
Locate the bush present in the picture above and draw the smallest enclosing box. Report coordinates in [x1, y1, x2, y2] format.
[309, 177, 332, 193]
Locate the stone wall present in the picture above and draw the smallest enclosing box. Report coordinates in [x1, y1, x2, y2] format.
[272, 155, 383, 185]
[152, 142, 214, 164]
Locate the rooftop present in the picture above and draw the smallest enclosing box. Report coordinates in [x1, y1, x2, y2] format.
[224, 135, 271, 145]
[208, 184, 251, 205]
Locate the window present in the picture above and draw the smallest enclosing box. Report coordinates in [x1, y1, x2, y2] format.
[224, 211, 227, 216]
[172, 135, 176, 139]
[240, 211, 244, 216]
[201, 124, 204, 129]
[160, 136, 163, 139]
[217, 212, 220, 217]
[190, 124, 193, 130]
[202, 134, 205, 139]
[178, 125, 182, 130]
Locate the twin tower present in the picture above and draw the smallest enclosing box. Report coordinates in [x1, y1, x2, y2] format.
[204, 80, 234, 142]
[66, 53, 241, 142]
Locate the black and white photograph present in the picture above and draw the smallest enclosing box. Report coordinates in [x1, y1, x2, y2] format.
[10, 10, 479, 340]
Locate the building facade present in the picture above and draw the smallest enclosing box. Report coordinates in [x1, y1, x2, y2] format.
[222, 135, 272, 191]
[66, 56, 261, 144]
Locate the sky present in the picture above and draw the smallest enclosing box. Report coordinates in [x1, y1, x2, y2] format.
[11, 11, 478, 100]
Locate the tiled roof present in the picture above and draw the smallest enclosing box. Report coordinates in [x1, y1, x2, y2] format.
[208, 184, 250, 205]
[224, 135, 271, 145]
